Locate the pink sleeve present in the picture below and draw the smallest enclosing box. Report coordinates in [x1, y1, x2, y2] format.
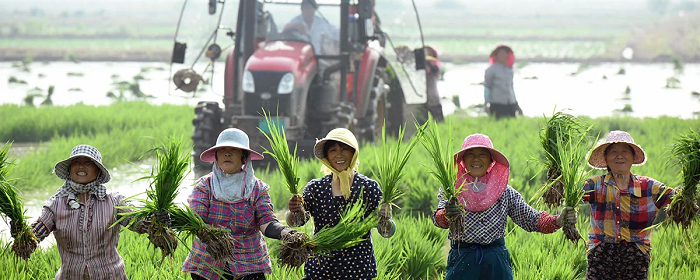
[537, 211, 560, 234]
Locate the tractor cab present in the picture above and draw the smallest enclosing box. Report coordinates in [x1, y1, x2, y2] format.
[169, 0, 428, 173]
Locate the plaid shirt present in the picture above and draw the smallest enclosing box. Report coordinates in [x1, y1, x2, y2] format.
[582, 174, 675, 255]
[182, 173, 277, 280]
[432, 186, 550, 244]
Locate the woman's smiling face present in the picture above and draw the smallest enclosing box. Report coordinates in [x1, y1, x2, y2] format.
[70, 157, 99, 184]
[325, 141, 355, 172]
[462, 147, 492, 178]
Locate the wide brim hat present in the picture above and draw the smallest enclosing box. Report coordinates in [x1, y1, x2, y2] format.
[54, 144, 111, 183]
[313, 128, 359, 160]
[453, 133, 510, 168]
[489, 44, 515, 68]
[200, 128, 264, 162]
[588, 130, 646, 169]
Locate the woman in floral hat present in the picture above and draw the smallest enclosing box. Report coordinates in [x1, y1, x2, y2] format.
[484, 45, 522, 118]
[287, 128, 395, 280]
[582, 130, 676, 280]
[183, 128, 296, 280]
[29, 144, 149, 280]
[432, 134, 575, 280]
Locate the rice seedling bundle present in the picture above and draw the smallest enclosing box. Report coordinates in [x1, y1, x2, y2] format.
[418, 116, 464, 238]
[666, 129, 700, 229]
[169, 204, 236, 261]
[116, 137, 190, 258]
[538, 112, 588, 208]
[258, 111, 309, 227]
[0, 142, 38, 260]
[371, 122, 424, 237]
[279, 194, 378, 268]
[555, 130, 594, 243]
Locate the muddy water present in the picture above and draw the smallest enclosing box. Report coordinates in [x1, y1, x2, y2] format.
[2, 61, 699, 118]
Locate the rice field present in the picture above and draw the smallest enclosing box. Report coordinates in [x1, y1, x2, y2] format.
[1, 103, 699, 279]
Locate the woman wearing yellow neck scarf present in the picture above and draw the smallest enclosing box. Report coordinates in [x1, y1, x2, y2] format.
[287, 128, 395, 280]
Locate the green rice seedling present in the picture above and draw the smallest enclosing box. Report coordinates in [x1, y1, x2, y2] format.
[666, 129, 700, 229]
[536, 111, 588, 208]
[116, 137, 191, 258]
[418, 115, 464, 238]
[258, 110, 309, 227]
[280, 194, 378, 268]
[555, 128, 594, 243]
[169, 204, 236, 262]
[371, 121, 424, 237]
[0, 142, 38, 260]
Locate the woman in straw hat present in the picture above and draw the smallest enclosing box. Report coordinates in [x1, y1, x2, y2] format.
[582, 131, 676, 280]
[182, 128, 297, 280]
[432, 134, 575, 280]
[484, 44, 522, 119]
[287, 128, 395, 280]
[29, 144, 150, 280]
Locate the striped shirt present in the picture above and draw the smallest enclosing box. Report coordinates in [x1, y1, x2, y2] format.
[182, 173, 277, 280]
[31, 192, 139, 280]
[432, 186, 551, 244]
[582, 174, 675, 254]
[302, 173, 382, 280]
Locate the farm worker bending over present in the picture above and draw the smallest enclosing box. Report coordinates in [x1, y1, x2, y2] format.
[287, 128, 396, 280]
[484, 45, 522, 119]
[182, 128, 297, 280]
[432, 134, 575, 280]
[283, 0, 339, 55]
[29, 145, 151, 280]
[582, 131, 676, 280]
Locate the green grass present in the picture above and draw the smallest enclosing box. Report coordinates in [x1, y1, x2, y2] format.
[1, 104, 700, 279]
[0, 38, 170, 51]
[0, 102, 193, 192]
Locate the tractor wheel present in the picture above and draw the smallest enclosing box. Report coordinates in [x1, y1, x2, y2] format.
[357, 69, 392, 142]
[192, 101, 223, 177]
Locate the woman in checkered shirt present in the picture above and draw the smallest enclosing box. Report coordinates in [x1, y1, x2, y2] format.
[582, 131, 677, 280]
[182, 128, 297, 280]
[29, 144, 150, 280]
[432, 134, 575, 280]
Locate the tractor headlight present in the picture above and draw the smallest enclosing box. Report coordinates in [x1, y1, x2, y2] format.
[242, 70, 255, 93]
[277, 72, 295, 94]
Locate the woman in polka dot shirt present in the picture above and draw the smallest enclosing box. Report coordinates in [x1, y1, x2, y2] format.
[432, 133, 576, 280]
[287, 128, 395, 280]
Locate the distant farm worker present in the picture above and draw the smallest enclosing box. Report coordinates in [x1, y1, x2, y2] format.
[582, 131, 677, 280]
[425, 45, 444, 122]
[283, 0, 339, 55]
[29, 145, 151, 280]
[287, 128, 395, 280]
[182, 128, 297, 280]
[432, 134, 575, 280]
[484, 45, 522, 119]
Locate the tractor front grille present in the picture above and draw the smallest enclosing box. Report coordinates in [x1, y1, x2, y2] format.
[244, 71, 291, 117]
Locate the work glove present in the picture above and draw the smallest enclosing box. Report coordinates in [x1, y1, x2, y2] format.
[556, 206, 577, 227]
[444, 202, 462, 219]
[288, 195, 305, 213]
[153, 210, 172, 227]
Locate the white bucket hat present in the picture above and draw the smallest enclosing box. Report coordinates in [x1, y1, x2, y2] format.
[200, 128, 264, 162]
[54, 145, 111, 183]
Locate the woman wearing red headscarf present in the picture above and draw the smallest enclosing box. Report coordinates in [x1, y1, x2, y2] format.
[432, 134, 575, 280]
[484, 45, 522, 119]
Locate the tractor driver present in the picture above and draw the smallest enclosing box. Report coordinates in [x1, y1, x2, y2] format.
[282, 0, 339, 55]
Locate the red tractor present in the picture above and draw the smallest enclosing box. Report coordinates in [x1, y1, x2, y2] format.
[170, 0, 428, 174]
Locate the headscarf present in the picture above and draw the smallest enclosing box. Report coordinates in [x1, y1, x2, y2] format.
[314, 128, 360, 199]
[210, 157, 257, 203]
[489, 44, 516, 68]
